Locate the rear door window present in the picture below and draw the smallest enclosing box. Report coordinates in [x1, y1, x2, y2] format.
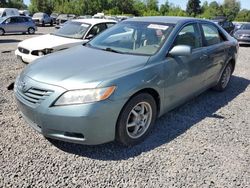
[10, 17, 19, 23]
[201, 24, 224, 46]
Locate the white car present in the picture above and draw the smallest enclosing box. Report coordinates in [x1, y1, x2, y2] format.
[15, 19, 117, 63]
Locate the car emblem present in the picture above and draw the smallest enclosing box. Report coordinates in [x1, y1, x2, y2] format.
[20, 81, 28, 92]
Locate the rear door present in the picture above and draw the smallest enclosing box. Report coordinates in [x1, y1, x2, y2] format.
[163, 23, 208, 109]
[199, 23, 227, 85]
[16, 17, 28, 32]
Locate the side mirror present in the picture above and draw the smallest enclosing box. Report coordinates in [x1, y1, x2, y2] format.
[169, 45, 192, 57]
[85, 34, 94, 40]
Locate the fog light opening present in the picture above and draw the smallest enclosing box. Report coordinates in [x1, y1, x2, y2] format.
[64, 132, 84, 139]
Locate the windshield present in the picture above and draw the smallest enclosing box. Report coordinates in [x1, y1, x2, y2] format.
[0, 17, 5, 23]
[89, 21, 174, 56]
[240, 24, 250, 30]
[33, 13, 43, 18]
[52, 21, 90, 39]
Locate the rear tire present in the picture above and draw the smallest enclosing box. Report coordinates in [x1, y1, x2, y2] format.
[50, 21, 53, 26]
[42, 21, 45, 27]
[0, 28, 5, 35]
[116, 93, 157, 146]
[28, 27, 35, 34]
[213, 63, 233, 91]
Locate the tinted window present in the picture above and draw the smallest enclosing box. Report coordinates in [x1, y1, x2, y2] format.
[106, 23, 116, 28]
[174, 24, 201, 49]
[202, 24, 221, 46]
[10, 17, 19, 23]
[2, 11, 6, 17]
[17, 17, 26, 23]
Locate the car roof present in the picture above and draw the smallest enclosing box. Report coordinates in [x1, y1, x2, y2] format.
[125, 16, 203, 24]
[71, 18, 117, 25]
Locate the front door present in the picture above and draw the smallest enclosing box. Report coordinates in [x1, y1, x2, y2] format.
[163, 23, 208, 110]
[3, 17, 19, 32]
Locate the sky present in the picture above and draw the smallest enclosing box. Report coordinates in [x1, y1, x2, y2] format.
[23, 0, 250, 10]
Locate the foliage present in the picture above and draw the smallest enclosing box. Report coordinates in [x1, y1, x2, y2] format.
[186, 0, 201, 17]
[222, 0, 240, 21]
[0, 0, 26, 9]
[1, 0, 248, 22]
[235, 9, 250, 22]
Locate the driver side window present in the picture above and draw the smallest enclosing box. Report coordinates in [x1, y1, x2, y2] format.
[5, 18, 11, 24]
[174, 24, 201, 49]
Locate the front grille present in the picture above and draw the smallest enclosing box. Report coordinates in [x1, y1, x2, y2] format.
[16, 87, 53, 105]
[18, 47, 30, 54]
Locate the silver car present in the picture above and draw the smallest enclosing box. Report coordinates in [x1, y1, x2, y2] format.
[233, 23, 250, 45]
[0, 16, 37, 35]
[32, 12, 53, 26]
[14, 16, 238, 146]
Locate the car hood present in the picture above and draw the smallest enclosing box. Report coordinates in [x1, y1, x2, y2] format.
[18, 34, 84, 50]
[22, 46, 149, 90]
[235, 30, 250, 35]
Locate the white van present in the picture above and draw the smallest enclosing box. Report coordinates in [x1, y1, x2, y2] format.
[0, 8, 19, 17]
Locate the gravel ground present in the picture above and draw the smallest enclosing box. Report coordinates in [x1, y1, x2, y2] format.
[0, 27, 249, 187]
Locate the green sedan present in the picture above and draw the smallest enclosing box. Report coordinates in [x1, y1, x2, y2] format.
[14, 16, 239, 146]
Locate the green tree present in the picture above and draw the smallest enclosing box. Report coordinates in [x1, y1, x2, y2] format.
[186, 0, 201, 17]
[145, 0, 158, 11]
[159, 1, 170, 15]
[222, 0, 241, 21]
[235, 9, 250, 22]
[29, 0, 54, 14]
[0, 0, 7, 7]
[201, 1, 223, 19]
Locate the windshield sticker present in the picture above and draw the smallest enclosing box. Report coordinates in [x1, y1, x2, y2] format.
[147, 24, 169, 30]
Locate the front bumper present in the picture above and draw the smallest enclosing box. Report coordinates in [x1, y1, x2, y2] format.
[236, 37, 250, 45]
[14, 76, 126, 145]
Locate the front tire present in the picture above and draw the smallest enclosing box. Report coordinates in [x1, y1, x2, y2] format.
[213, 63, 233, 91]
[116, 93, 157, 146]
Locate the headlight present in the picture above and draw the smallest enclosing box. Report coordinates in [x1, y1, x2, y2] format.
[234, 33, 241, 38]
[54, 86, 116, 106]
[33, 48, 53, 56]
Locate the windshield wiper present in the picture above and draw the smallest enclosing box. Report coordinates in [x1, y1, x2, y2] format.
[103, 47, 124, 54]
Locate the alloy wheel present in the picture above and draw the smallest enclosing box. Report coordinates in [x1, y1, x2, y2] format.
[221, 65, 232, 89]
[126, 102, 153, 139]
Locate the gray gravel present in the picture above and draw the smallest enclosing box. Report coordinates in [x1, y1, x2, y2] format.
[0, 27, 250, 187]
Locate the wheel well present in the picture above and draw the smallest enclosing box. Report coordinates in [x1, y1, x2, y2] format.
[129, 88, 161, 115]
[228, 58, 235, 73]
